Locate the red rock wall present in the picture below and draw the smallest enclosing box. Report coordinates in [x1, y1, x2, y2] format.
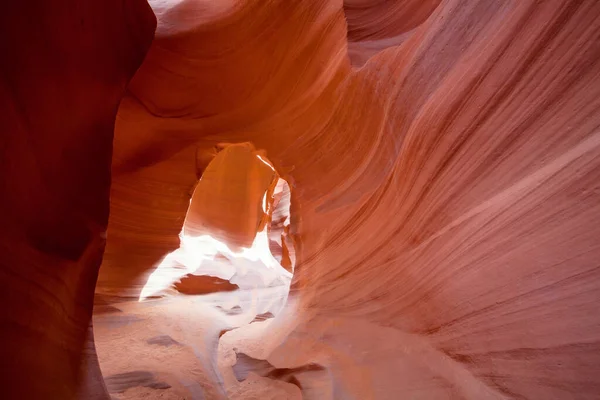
[345, 0, 442, 66]
[102, 0, 600, 397]
[3, 0, 600, 398]
[0, 1, 155, 397]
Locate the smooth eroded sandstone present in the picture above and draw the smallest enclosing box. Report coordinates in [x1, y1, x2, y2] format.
[0, 1, 155, 398]
[3, 0, 600, 398]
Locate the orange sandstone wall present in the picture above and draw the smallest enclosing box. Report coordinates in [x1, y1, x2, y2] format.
[103, 0, 600, 398]
[3, 0, 600, 398]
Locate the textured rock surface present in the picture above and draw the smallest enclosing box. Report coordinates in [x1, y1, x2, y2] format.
[345, 0, 442, 66]
[99, 0, 600, 397]
[0, 1, 155, 398]
[3, 0, 600, 398]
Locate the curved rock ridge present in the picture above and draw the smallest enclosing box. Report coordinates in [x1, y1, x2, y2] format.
[345, 0, 443, 66]
[2, 0, 600, 398]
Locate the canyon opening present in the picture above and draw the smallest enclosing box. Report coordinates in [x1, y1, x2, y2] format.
[94, 143, 299, 398]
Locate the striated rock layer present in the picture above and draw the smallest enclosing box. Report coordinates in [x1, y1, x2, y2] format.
[2, 0, 600, 398]
[0, 0, 155, 398]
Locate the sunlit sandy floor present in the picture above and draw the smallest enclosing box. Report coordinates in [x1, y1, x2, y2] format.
[95, 226, 298, 399]
[94, 283, 301, 399]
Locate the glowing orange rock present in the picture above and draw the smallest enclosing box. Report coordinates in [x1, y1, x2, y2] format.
[184, 143, 276, 250]
[3, 0, 600, 398]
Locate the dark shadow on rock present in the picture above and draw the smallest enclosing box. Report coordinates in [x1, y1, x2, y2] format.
[104, 371, 171, 393]
[216, 305, 243, 315]
[146, 335, 181, 347]
[232, 352, 326, 389]
[173, 274, 239, 295]
[93, 304, 123, 314]
[219, 328, 233, 338]
[251, 311, 274, 323]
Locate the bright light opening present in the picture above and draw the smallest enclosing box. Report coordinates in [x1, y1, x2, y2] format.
[139, 150, 295, 301]
[95, 145, 297, 399]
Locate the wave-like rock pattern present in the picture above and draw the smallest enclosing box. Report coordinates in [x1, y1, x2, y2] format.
[2, 0, 600, 398]
[344, 0, 442, 66]
[0, 0, 155, 398]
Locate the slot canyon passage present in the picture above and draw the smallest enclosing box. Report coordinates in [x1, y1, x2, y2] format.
[2, 0, 600, 399]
